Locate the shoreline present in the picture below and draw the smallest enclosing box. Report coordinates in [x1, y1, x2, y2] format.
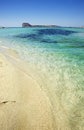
[0, 48, 55, 130]
[0, 31, 84, 130]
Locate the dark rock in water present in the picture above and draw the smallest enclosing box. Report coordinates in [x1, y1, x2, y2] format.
[22, 23, 32, 27]
[0, 26, 5, 29]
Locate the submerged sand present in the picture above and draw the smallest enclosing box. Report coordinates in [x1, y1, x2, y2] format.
[0, 52, 54, 130]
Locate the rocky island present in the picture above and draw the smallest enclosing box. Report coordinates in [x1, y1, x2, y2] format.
[22, 23, 32, 27]
[0, 26, 5, 29]
[22, 22, 60, 28]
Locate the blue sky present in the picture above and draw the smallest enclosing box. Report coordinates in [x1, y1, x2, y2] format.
[0, 0, 84, 27]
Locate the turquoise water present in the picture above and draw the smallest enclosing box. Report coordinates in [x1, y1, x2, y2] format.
[0, 27, 84, 129]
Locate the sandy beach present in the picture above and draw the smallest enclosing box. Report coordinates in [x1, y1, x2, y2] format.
[0, 50, 54, 130]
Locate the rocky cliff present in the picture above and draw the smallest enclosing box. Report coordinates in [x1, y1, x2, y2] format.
[22, 23, 32, 27]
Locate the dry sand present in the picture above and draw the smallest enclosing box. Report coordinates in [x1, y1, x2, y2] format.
[0, 52, 54, 130]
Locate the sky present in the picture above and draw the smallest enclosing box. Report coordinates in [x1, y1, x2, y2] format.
[0, 0, 84, 27]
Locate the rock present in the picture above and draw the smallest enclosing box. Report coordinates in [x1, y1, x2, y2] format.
[81, 26, 84, 28]
[0, 27, 5, 29]
[22, 23, 60, 28]
[22, 23, 32, 27]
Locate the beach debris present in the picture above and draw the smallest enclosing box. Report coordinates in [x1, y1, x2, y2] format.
[0, 101, 16, 105]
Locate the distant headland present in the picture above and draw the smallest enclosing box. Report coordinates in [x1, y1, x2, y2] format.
[0, 23, 84, 28]
[22, 22, 60, 28]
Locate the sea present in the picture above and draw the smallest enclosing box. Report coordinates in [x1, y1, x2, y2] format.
[0, 27, 84, 129]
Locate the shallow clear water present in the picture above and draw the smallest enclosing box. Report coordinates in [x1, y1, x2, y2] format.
[0, 27, 84, 129]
